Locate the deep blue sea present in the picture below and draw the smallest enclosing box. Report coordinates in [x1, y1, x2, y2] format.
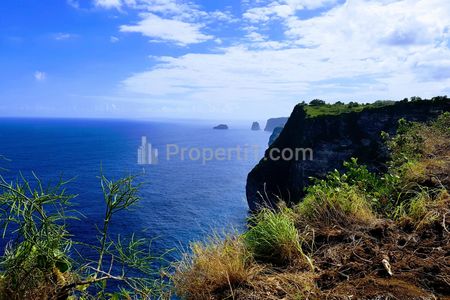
[0, 118, 269, 260]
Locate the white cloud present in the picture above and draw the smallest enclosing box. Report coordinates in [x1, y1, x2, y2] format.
[67, 0, 79, 9]
[243, 0, 338, 22]
[120, 13, 213, 45]
[110, 36, 120, 43]
[94, 0, 122, 9]
[246, 32, 267, 42]
[90, 0, 238, 45]
[34, 71, 47, 81]
[54, 33, 76, 40]
[118, 0, 450, 118]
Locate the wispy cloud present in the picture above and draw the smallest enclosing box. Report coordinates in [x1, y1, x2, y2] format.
[34, 71, 47, 81]
[92, 0, 236, 46]
[94, 0, 122, 9]
[120, 13, 212, 45]
[67, 0, 80, 9]
[243, 0, 338, 22]
[53, 33, 77, 41]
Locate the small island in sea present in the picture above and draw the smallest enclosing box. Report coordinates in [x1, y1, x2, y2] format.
[251, 121, 260, 131]
[213, 124, 228, 130]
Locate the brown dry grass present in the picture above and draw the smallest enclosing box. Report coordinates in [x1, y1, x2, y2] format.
[172, 235, 262, 300]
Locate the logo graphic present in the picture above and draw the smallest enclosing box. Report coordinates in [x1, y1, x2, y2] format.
[137, 136, 158, 165]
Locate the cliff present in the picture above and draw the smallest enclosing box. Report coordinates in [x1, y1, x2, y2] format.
[264, 117, 288, 132]
[268, 127, 283, 145]
[246, 97, 450, 211]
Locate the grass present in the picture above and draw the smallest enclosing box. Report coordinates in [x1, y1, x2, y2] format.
[303, 100, 395, 118]
[173, 235, 259, 300]
[244, 208, 312, 268]
[398, 189, 450, 229]
[297, 183, 376, 227]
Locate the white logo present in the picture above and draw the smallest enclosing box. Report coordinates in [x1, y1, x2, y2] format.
[137, 136, 158, 165]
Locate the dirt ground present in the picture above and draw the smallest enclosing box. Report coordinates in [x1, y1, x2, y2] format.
[225, 204, 450, 300]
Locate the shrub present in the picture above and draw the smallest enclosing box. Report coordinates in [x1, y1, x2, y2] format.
[173, 235, 258, 300]
[0, 174, 170, 299]
[309, 99, 326, 106]
[396, 189, 449, 229]
[244, 208, 312, 267]
[0, 175, 76, 299]
[305, 158, 400, 215]
[297, 182, 375, 227]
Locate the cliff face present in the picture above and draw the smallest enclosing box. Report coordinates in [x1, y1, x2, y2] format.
[268, 127, 283, 145]
[264, 117, 288, 132]
[246, 98, 450, 211]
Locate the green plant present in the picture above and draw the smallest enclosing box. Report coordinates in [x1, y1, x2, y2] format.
[298, 181, 375, 227]
[306, 158, 400, 214]
[0, 173, 76, 299]
[72, 174, 171, 299]
[0, 172, 171, 299]
[244, 208, 312, 267]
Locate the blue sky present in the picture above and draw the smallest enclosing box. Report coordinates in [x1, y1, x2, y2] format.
[1, 0, 450, 120]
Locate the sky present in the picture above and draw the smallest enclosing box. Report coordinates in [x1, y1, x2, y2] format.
[1, 0, 450, 120]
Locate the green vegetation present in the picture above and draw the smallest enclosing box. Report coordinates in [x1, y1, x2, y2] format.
[302, 95, 448, 118]
[0, 173, 171, 299]
[302, 99, 396, 117]
[173, 112, 450, 299]
[243, 208, 311, 267]
[0, 110, 449, 299]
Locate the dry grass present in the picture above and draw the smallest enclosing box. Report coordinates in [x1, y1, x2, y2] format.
[231, 270, 318, 300]
[172, 235, 261, 300]
[0, 268, 76, 300]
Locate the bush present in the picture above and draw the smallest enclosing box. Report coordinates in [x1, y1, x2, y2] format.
[244, 208, 312, 267]
[0, 176, 76, 299]
[0, 174, 170, 299]
[394, 189, 449, 229]
[297, 182, 375, 227]
[309, 99, 326, 106]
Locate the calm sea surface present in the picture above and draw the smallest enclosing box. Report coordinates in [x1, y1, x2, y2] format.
[0, 118, 269, 259]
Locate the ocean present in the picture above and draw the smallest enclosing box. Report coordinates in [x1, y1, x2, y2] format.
[0, 118, 269, 260]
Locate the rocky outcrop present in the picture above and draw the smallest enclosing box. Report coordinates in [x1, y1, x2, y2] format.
[251, 122, 261, 131]
[264, 117, 288, 132]
[246, 98, 450, 211]
[213, 124, 228, 130]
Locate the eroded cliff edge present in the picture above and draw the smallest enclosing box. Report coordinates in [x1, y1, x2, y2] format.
[246, 98, 450, 211]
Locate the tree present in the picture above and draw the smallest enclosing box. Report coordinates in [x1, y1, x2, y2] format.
[309, 99, 326, 106]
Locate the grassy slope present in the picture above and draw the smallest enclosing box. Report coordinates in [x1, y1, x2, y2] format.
[173, 113, 450, 300]
[304, 100, 395, 117]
